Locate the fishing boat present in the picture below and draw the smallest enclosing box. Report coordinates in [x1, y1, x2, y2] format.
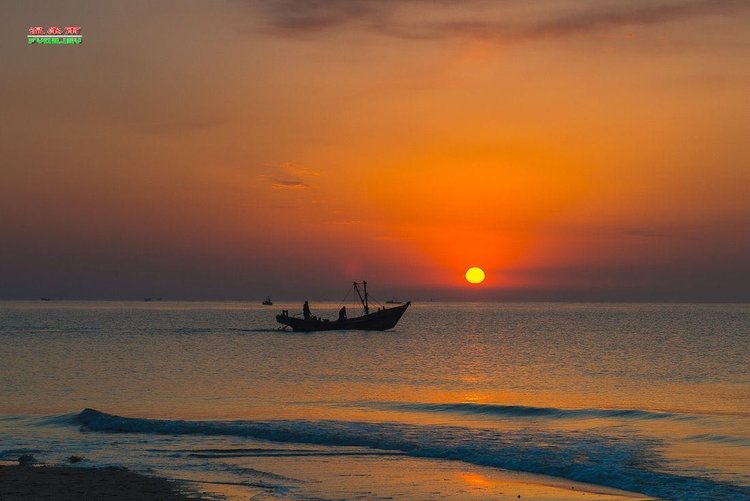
[276, 281, 410, 332]
[262, 296, 273, 305]
[385, 297, 402, 304]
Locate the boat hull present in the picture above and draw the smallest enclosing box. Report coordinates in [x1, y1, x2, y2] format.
[276, 302, 410, 332]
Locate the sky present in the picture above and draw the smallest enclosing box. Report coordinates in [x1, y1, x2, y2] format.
[1, 0, 749, 301]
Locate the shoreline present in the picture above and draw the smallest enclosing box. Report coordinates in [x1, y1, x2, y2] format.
[0, 462, 652, 501]
[0, 465, 201, 501]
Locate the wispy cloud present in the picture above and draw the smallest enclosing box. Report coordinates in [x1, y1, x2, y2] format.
[271, 179, 310, 189]
[262, 162, 320, 190]
[325, 219, 362, 225]
[281, 163, 320, 178]
[139, 115, 232, 134]
[254, 0, 390, 32]
[251, 0, 748, 43]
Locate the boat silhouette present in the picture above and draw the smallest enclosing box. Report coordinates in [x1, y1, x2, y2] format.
[262, 296, 273, 305]
[276, 281, 410, 332]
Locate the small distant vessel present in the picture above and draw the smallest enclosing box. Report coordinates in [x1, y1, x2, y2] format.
[39, 297, 51, 301]
[143, 297, 152, 302]
[385, 297, 402, 304]
[262, 296, 273, 306]
[276, 281, 410, 332]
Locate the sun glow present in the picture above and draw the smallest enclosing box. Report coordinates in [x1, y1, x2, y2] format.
[465, 267, 485, 284]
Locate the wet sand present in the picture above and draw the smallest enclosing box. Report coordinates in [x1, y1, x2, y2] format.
[0, 461, 652, 501]
[245, 453, 654, 501]
[167, 453, 655, 500]
[0, 465, 200, 501]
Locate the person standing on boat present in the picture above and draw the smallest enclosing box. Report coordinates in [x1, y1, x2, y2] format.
[303, 301, 311, 320]
[338, 306, 347, 321]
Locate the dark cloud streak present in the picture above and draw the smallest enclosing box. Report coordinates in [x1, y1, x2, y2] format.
[251, 0, 748, 43]
[271, 179, 310, 189]
[256, 0, 389, 32]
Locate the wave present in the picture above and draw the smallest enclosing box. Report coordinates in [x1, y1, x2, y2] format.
[187, 450, 407, 459]
[72, 408, 749, 500]
[351, 400, 690, 420]
[226, 328, 283, 333]
[686, 434, 750, 447]
[0, 448, 43, 460]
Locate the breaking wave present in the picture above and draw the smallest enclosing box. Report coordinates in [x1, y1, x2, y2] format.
[72, 408, 749, 500]
[349, 400, 691, 420]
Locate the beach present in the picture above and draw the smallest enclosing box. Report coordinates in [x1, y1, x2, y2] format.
[0, 465, 198, 500]
[0, 462, 648, 501]
[1, 301, 748, 500]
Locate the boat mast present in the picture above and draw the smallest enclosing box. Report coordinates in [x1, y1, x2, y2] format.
[353, 281, 370, 315]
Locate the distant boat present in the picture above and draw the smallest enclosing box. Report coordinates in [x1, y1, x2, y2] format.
[385, 297, 402, 304]
[39, 297, 51, 301]
[143, 297, 152, 302]
[262, 296, 273, 306]
[276, 281, 410, 332]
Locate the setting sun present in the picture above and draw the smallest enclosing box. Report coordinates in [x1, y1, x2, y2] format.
[465, 267, 486, 284]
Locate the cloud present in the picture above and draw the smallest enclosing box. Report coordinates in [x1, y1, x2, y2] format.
[271, 179, 310, 189]
[254, 0, 389, 32]
[325, 219, 362, 225]
[251, 0, 748, 43]
[281, 163, 320, 178]
[262, 162, 320, 190]
[139, 116, 232, 134]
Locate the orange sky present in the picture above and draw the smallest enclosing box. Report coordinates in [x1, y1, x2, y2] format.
[1, 0, 749, 300]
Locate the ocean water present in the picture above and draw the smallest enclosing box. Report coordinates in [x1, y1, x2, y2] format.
[0, 301, 748, 500]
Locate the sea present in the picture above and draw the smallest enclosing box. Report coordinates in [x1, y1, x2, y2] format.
[0, 301, 748, 500]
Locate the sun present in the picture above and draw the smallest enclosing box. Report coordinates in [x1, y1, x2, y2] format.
[465, 267, 485, 284]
